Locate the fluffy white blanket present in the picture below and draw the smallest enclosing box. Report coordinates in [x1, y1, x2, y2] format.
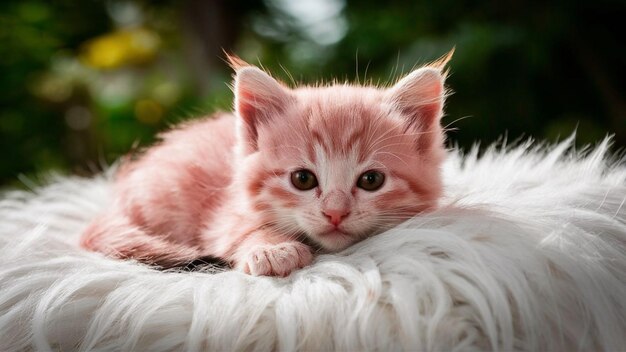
[1, 137, 625, 351]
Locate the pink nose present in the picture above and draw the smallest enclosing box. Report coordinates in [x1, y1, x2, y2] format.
[323, 208, 350, 226]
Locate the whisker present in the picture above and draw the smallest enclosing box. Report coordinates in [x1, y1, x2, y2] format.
[442, 115, 472, 130]
[370, 130, 437, 149]
[372, 151, 411, 168]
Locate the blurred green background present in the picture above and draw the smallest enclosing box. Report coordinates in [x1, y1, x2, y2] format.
[1, 0, 625, 188]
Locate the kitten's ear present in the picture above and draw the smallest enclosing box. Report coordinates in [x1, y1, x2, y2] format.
[225, 53, 249, 70]
[385, 66, 447, 131]
[234, 66, 292, 153]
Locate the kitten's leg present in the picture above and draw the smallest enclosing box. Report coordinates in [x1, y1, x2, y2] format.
[230, 230, 314, 277]
[80, 212, 200, 268]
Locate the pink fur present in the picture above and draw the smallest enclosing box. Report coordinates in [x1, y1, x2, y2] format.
[80, 57, 449, 276]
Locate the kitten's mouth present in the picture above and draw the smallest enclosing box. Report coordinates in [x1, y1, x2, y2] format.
[318, 227, 356, 248]
[319, 228, 350, 237]
[320, 230, 360, 252]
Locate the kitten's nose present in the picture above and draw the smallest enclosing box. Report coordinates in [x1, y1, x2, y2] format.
[323, 208, 350, 226]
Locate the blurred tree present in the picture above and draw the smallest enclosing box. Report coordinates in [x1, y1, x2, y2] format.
[247, 0, 625, 149]
[0, 0, 624, 187]
[180, 0, 266, 95]
[0, 0, 109, 186]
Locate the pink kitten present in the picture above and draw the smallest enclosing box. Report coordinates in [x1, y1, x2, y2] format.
[80, 53, 450, 276]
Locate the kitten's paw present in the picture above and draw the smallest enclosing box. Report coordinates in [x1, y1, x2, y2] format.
[242, 242, 313, 277]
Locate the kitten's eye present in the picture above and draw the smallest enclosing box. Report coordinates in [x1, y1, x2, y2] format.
[290, 169, 318, 190]
[357, 170, 385, 191]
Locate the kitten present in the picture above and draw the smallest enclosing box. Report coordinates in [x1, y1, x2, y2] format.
[80, 53, 451, 276]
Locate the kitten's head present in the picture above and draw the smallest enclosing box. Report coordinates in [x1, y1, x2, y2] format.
[229, 54, 450, 251]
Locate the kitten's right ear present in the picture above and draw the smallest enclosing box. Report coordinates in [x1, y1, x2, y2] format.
[225, 53, 249, 70]
[385, 67, 446, 132]
[384, 49, 453, 132]
[233, 65, 293, 154]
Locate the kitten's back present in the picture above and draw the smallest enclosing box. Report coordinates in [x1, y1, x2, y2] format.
[115, 113, 237, 245]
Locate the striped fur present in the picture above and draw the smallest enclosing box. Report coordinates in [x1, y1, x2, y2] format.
[80, 60, 448, 276]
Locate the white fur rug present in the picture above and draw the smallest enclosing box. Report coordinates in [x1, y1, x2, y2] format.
[1, 137, 625, 351]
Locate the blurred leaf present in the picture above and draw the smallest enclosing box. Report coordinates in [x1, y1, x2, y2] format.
[0, 0, 624, 187]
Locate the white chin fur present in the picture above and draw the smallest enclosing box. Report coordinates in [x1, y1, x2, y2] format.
[312, 232, 356, 251]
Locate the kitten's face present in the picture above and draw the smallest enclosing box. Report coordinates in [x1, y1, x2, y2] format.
[233, 60, 447, 251]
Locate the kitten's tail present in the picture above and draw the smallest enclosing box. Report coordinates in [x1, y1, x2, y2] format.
[80, 212, 201, 268]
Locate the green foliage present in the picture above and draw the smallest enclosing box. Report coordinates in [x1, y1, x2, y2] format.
[1, 0, 624, 186]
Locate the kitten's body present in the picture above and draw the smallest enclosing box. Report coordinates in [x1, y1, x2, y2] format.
[81, 56, 450, 276]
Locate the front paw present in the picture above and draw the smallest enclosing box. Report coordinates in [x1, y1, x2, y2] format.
[241, 242, 313, 277]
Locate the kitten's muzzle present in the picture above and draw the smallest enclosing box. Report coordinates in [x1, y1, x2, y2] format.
[322, 209, 350, 226]
[321, 190, 351, 226]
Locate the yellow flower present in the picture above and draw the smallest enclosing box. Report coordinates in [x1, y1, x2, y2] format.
[81, 28, 160, 69]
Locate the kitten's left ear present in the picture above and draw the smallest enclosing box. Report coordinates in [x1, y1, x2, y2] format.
[385, 64, 448, 131]
[233, 65, 293, 154]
